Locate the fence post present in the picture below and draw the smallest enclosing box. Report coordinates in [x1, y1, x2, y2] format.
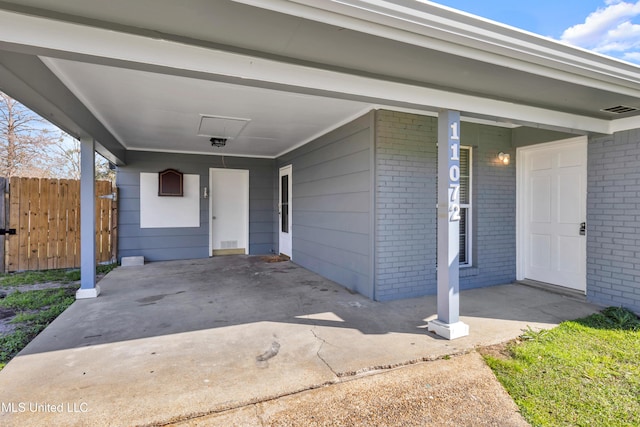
[0, 177, 6, 273]
[111, 186, 118, 264]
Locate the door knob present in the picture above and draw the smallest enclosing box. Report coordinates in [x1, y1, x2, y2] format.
[579, 222, 586, 236]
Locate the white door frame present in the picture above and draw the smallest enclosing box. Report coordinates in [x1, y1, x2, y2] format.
[278, 164, 292, 258]
[516, 136, 587, 289]
[209, 168, 249, 256]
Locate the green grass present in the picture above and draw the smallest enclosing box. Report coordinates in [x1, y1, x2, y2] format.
[0, 263, 117, 288]
[0, 329, 38, 363]
[483, 307, 640, 427]
[0, 264, 118, 370]
[1, 287, 76, 311]
[0, 287, 77, 364]
[0, 269, 80, 287]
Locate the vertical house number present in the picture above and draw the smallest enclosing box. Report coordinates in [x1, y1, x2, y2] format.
[449, 122, 461, 222]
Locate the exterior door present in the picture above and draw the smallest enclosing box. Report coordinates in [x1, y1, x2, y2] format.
[209, 168, 249, 256]
[519, 137, 587, 292]
[279, 165, 292, 258]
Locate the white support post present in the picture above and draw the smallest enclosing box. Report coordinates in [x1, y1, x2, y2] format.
[428, 110, 469, 339]
[76, 137, 100, 299]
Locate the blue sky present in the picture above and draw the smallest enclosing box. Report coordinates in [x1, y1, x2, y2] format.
[432, 0, 640, 63]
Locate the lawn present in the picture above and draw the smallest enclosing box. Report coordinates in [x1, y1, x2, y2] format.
[0, 287, 77, 364]
[483, 307, 640, 427]
[0, 265, 117, 369]
[0, 269, 81, 286]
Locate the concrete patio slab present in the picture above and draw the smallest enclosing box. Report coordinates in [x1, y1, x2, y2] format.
[0, 256, 600, 426]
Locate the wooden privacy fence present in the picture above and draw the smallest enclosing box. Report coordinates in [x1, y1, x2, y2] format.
[0, 177, 117, 273]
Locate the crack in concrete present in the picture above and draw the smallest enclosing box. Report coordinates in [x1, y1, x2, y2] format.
[310, 328, 338, 377]
[333, 348, 474, 378]
[154, 350, 474, 426]
[155, 380, 341, 426]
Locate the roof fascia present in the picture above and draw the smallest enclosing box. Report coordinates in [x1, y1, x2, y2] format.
[0, 7, 612, 135]
[610, 116, 640, 134]
[234, 0, 640, 97]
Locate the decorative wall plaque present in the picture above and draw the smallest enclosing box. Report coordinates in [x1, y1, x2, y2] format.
[158, 169, 183, 196]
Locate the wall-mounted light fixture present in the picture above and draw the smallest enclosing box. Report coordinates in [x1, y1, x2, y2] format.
[498, 152, 510, 165]
[203, 186, 208, 199]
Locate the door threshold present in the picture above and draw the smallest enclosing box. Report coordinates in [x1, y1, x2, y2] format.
[212, 249, 246, 256]
[516, 279, 587, 302]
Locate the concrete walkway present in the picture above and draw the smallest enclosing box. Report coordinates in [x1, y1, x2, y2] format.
[0, 256, 600, 426]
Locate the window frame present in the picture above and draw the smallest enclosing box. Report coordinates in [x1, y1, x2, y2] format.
[459, 146, 472, 267]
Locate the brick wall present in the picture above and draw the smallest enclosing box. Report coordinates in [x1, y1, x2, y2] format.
[374, 111, 516, 301]
[587, 130, 640, 313]
[375, 110, 438, 300]
[459, 123, 516, 289]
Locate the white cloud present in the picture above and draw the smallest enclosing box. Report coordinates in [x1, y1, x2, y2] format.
[595, 21, 640, 51]
[560, 0, 640, 62]
[623, 51, 640, 60]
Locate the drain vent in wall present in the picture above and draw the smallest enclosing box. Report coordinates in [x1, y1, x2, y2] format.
[601, 105, 639, 114]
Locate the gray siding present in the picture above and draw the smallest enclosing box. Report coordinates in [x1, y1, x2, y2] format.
[277, 113, 374, 298]
[587, 130, 640, 314]
[117, 151, 275, 261]
[374, 111, 516, 301]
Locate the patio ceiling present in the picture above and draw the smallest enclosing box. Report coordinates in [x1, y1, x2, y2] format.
[1, 0, 640, 163]
[42, 58, 371, 158]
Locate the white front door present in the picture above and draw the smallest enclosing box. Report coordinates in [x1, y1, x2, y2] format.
[518, 137, 587, 292]
[209, 168, 249, 256]
[278, 165, 292, 258]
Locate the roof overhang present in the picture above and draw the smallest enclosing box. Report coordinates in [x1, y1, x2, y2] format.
[1, 0, 640, 161]
[241, 0, 640, 93]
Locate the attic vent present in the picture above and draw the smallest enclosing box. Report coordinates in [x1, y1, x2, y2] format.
[601, 105, 639, 114]
[198, 115, 250, 139]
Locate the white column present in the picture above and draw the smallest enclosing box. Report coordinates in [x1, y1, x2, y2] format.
[76, 137, 100, 299]
[428, 110, 469, 339]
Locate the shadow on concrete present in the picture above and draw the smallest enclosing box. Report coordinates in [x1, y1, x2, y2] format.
[19, 256, 600, 356]
[0, 256, 602, 426]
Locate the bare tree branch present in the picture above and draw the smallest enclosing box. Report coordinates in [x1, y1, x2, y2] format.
[0, 92, 115, 182]
[1, 92, 73, 178]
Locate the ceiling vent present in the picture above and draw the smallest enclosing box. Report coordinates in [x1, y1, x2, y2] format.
[601, 105, 639, 114]
[198, 115, 250, 139]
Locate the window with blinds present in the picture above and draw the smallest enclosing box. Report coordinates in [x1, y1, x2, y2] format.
[459, 147, 472, 265]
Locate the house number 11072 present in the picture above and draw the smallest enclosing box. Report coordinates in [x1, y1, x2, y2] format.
[449, 122, 461, 222]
